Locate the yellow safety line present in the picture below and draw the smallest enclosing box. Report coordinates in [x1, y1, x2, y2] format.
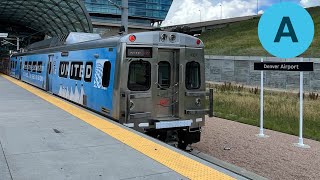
[1, 74, 234, 180]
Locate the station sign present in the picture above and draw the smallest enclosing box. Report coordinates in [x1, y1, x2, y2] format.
[254, 62, 314, 71]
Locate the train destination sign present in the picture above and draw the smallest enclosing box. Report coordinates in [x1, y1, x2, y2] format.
[254, 62, 314, 71]
[126, 47, 152, 58]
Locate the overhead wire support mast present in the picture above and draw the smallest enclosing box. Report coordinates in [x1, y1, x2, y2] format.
[107, 0, 128, 34]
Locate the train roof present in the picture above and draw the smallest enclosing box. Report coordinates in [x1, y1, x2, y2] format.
[12, 31, 204, 57]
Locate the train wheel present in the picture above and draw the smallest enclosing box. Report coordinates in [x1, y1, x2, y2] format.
[177, 141, 188, 150]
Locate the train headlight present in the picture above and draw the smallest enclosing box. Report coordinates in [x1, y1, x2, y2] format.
[195, 98, 201, 107]
[160, 33, 167, 42]
[169, 34, 176, 42]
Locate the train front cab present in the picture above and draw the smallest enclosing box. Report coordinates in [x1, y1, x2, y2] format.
[118, 32, 211, 148]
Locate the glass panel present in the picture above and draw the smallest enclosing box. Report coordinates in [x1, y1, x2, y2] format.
[102, 61, 111, 87]
[70, 61, 83, 80]
[59, 61, 69, 78]
[37, 61, 43, 73]
[82, 0, 173, 23]
[158, 61, 170, 89]
[128, 60, 151, 91]
[28, 61, 32, 72]
[185, 61, 201, 90]
[84, 62, 93, 82]
[32, 61, 36, 72]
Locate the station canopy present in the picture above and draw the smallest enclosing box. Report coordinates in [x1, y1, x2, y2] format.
[0, 0, 93, 37]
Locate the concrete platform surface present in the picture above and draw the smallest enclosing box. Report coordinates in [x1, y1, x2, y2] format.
[0, 75, 248, 180]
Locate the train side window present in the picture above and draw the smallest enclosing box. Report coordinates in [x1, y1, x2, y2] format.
[185, 61, 201, 90]
[158, 61, 171, 89]
[102, 61, 111, 87]
[28, 61, 32, 72]
[24, 61, 27, 71]
[32, 61, 36, 72]
[37, 61, 42, 73]
[84, 62, 93, 82]
[59, 61, 69, 78]
[48, 61, 52, 74]
[70, 61, 83, 80]
[128, 60, 151, 91]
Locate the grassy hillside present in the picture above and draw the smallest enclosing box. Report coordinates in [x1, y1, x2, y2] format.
[209, 83, 320, 141]
[199, 6, 320, 57]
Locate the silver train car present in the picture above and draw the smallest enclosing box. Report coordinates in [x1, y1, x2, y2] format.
[6, 31, 213, 149]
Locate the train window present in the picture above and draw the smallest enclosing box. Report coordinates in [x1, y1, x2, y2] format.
[32, 62, 36, 72]
[102, 61, 111, 87]
[128, 60, 151, 91]
[59, 61, 69, 78]
[28, 61, 32, 72]
[24, 62, 27, 71]
[70, 62, 83, 80]
[37, 61, 42, 73]
[158, 61, 171, 89]
[84, 62, 93, 82]
[15, 61, 17, 69]
[185, 61, 201, 90]
[48, 61, 52, 74]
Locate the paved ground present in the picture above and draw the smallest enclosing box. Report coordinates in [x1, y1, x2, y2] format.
[0, 75, 251, 180]
[0, 76, 187, 180]
[194, 117, 320, 180]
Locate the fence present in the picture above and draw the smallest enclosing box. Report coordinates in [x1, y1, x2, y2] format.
[205, 55, 320, 92]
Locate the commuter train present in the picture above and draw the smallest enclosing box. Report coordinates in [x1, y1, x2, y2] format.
[4, 32, 213, 149]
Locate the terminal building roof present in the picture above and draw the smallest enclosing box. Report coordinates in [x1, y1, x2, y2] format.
[0, 0, 93, 37]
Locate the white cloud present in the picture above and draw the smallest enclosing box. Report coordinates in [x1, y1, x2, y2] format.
[300, 0, 320, 8]
[162, 0, 260, 26]
[162, 0, 320, 26]
[258, 10, 264, 15]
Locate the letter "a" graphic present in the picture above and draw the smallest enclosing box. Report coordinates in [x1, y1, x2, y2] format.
[274, 17, 298, 43]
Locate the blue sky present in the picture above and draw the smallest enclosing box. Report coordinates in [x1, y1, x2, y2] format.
[163, 0, 320, 26]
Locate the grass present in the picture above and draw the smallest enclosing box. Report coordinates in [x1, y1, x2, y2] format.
[199, 6, 320, 57]
[207, 83, 320, 141]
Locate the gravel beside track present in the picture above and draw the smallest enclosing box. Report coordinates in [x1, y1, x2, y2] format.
[193, 117, 320, 180]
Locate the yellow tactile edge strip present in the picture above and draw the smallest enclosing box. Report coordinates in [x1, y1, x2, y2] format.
[1, 74, 234, 180]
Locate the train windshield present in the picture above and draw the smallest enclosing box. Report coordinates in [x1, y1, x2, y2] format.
[128, 60, 151, 91]
[186, 61, 201, 90]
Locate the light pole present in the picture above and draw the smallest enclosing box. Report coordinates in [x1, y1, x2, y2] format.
[121, 0, 128, 34]
[107, 0, 128, 34]
[257, 0, 259, 15]
[220, 2, 222, 19]
[199, 9, 201, 23]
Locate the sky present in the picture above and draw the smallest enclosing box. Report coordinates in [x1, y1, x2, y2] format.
[162, 0, 320, 26]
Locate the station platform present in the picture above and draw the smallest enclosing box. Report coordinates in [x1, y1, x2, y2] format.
[0, 74, 248, 180]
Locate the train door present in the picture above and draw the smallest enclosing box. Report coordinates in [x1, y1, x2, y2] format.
[46, 55, 54, 92]
[153, 50, 179, 120]
[19, 57, 22, 80]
